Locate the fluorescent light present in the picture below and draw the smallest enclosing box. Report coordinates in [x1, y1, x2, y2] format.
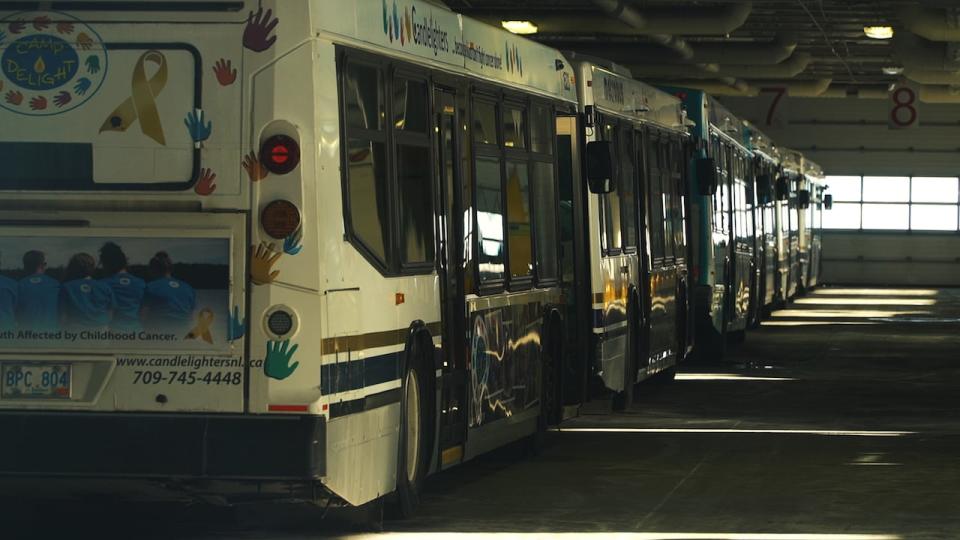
[341, 534, 903, 540]
[676, 373, 796, 381]
[882, 66, 904, 75]
[864, 26, 894, 39]
[501, 20, 538, 34]
[552, 428, 914, 437]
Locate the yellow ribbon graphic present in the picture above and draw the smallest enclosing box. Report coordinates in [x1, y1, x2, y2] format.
[185, 309, 215, 344]
[99, 50, 168, 145]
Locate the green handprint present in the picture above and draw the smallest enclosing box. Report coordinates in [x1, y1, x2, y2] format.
[264, 339, 299, 380]
[85, 55, 100, 74]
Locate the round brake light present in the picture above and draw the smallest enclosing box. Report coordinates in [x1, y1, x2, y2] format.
[260, 134, 300, 175]
[261, 200, 301, 239]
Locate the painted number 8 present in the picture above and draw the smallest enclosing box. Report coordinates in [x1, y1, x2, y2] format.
[891, 87, 917, 127]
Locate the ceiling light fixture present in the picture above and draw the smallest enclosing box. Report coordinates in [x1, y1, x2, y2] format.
[864, 26, 894, 39]
[501, 20, 538, 35]
[882, 66, 904, 75]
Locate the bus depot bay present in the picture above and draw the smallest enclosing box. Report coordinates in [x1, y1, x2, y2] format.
[0, 0, 831, 515]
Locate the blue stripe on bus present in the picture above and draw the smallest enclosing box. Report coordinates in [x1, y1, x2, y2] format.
[320, 352, 401, 395]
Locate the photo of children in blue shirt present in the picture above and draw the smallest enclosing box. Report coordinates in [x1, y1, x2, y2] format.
[60, 253, 116, 330]
[98, 242, 146, 332]
[0, 253, 17, 332]
[144, 251, 197, 331]
[16, 251, 60, 332]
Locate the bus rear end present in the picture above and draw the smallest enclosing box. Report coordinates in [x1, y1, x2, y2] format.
[0, 2, 322, 493]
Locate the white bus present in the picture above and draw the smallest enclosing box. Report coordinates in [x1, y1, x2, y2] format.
[0, 0, 579, 514]
[572, 62, 691, 408]
[799, 156, 826, 292]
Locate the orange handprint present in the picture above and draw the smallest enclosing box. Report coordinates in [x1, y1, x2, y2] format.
[242, 151, 268, 183]
[76, 32, 94, 50]
[251, 242, 282, 285]
[213, 58, 237, 87]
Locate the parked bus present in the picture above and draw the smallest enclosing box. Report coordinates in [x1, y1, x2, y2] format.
[0, 0, 580, 515]
[779, 149, 803, 301]
[743, 122, 782, 320]
[800, 157, 826, 291]
[665, 88, 753, 358]
[572, 62, 691, 408]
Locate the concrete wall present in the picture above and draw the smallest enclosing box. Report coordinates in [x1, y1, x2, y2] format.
[717, 94, 960, 286]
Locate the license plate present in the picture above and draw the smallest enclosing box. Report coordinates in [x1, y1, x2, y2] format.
[1, 364, 71, 399]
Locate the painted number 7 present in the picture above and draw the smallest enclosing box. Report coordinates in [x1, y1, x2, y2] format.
[759, 87, 786, 127]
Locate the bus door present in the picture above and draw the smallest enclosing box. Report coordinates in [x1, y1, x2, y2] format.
[434, 87, 468, 458]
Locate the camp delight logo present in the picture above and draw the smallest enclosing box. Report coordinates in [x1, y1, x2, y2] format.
[381, 0, 449, 56]
[0, 11, 108, 116]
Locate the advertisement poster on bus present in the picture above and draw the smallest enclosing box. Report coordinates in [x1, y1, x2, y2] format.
[0, 235, 231, 351]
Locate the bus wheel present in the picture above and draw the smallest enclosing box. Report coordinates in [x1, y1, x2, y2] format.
[393, 343, 432, 518]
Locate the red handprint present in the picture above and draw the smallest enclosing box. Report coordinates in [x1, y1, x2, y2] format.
[195, 168, 217, 196]
[5, 90, 23, 106]
[9, 20, 26, 34]
[53, 91, 71, 108]
[30, 96, 47, 111]
[33, 16, 51, 31]
[213, 58, 237, 87]
[57, 21, 75, 35]
[243, 8, 278, 52]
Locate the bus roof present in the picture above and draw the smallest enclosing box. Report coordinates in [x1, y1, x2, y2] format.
[659, 87, 748, 150]
[573, 62, 687, 133]
[744, 121, 781, 165]
[312, 0, 578, 105]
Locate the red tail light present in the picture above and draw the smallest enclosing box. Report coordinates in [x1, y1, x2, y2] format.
[260, 134, 300, 174]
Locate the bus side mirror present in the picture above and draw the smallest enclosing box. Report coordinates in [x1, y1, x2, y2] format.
[824, 194, 833, 210]
[757, 173, 773, 203]
[775, 176, 790, 201]
[798, 189, 811, 209]
[695, 157, 717, 196]
[586, 140, 616, 194]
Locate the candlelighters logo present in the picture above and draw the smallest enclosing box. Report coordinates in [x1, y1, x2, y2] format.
[0, 11, 108, 116]
[381, 0, 449, 56]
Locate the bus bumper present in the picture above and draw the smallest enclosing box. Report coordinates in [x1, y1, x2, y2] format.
[0, 412, 325, 480]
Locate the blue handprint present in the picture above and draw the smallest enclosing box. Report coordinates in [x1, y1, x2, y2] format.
[264, 340, 299, 380]
[74, 77, 92, 95]
[283, 228, 303, 255]
[85, 55, 100, 74]
[184, 109, 213, 147]
[227, 306, 246, 341]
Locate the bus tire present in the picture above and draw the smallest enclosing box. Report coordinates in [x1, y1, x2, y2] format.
[393, 335, 434, 519]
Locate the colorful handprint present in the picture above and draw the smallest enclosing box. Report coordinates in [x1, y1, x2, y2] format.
[0, 30, 6, 46]
[53, 92, 71, 108]
[242, 151, 268, 182]
[283, 228, 303, 256]
[74, 78, 92, 95]
[184, 109, 213, 147]
[76, 32, 94, 50]
[9, 20, 26, 34]
[57, 21, 74, 35]
[29, 96, 47, 111]
[243, 8, 278, 52]
[5, 90, 22, 106]
[227, 306, 247, 342]
[85, 56, 100, 74]
[194, 168, 217, 196]
[264, 339, 299, 380]
[32, 16, 50, 31]
[251, 242, 282, 285]
[213, 58, 237, 87]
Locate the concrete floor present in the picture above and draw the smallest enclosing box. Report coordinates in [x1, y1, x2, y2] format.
[6, 287, 960, 539]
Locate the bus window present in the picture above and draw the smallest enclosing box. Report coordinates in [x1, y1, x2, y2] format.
[504, 107, 527, 149]
[671, 138, 687, 257]
[476, 156, 505, 283]
[647, 135, 666, 259]
[397, 144, 434, 264]
[532, 161, 559, 282]
[347, 139, 390, 263]
[393, 78, 428, 132]
[506, 160, 533, 280]
[620, 129, 638, 250]
[530, 106, 553, 154]
[474, 100, 499, 145]
[601, 122, 622, 252]
[345, 62, 383, 131]
[661, 138, 675, 258]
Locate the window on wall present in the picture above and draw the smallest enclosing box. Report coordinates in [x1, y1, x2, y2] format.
[823, 175, 960, 231]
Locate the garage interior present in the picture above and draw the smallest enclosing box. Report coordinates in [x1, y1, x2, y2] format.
[7, 1, 960, 539]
